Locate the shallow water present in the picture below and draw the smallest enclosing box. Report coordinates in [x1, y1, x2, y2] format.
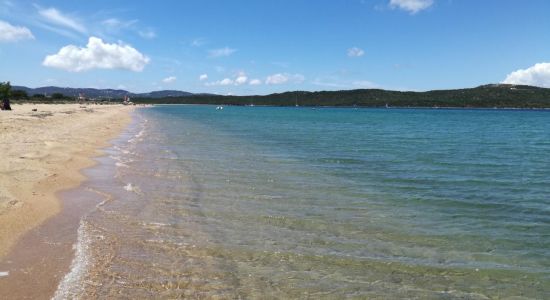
[56, 106, 550, 299]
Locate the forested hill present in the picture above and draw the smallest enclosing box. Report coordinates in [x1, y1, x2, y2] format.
[133, 84, 550, 108]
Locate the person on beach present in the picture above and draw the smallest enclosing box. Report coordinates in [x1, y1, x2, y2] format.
[1, 97, 11, 110]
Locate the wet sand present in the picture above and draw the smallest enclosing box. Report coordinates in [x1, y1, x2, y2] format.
[0, 103, 133, 298]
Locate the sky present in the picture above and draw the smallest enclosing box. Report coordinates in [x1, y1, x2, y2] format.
[1, 0, 550, 95]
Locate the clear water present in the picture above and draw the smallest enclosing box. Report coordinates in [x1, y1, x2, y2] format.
[57, 106, 550, 299]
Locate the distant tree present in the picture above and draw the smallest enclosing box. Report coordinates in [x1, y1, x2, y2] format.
[0, 81, 12, 110]
[0, 82, 10, 98]
[32, 93, 46, 99]
[51, 92, 65, 99]
[11, 90, 28, 99]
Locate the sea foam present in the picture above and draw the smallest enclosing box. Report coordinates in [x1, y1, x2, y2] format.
[51, 221, 92, 300]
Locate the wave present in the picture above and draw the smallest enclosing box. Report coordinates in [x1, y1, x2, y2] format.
[51, 110, 149, 299]
[51, 221, 91, 300]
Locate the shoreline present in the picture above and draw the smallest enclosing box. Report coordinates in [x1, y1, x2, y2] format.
[151, 103, 550, 110]
[0, 103, 134, 298]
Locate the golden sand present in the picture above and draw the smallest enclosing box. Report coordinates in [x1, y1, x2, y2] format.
[0, 103, 133, 258]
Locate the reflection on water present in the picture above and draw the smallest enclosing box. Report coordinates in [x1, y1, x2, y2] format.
[56, 106, 550, 299]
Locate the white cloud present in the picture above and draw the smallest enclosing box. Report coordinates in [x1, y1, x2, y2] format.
[266, 74, 288, 85]
[205, 78, 233, 86]
[205, 72, 251, 86]
[208, 47, 236, 58]
[138, 28, 156, 39]
[220, 78, 233, 85]
[215, 78, 234, 85]
[265, 73, 305, 85]
[205, 72, 248, 86]
[32, 22, 80, 40]
[38, 7, 86, 33]
[162, 76, 176, 83]
[235, 72, 248, 85]
[101, 18, 154, 39]
[101, 18, 138, 31]
[199, 74, 208, 81]
[249, 79, 262, 85]
[102, 18, 122, 28]
[347, 47, 364, 57]
[389, 0, 433, 14]
[502, 63, 550, 87]
[0, 20, 34, 42]
[43, 37, 150, 72]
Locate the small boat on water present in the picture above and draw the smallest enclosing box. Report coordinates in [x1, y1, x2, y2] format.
[216, 106, 224, 110]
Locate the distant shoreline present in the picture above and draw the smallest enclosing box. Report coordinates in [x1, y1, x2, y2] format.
[150, 103, 550, 111]
[9, 83, 550, 109]
[10, 101, 550, 110]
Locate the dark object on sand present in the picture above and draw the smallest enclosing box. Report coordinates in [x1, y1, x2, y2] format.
[1, 98, 11, 111]
[32, 108, 38, 112]
[0, 81, 11, 110]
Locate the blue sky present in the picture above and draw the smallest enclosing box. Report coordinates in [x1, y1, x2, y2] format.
[1, 0, 550, 95]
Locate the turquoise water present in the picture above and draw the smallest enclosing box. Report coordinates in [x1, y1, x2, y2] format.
[56, 106, 549, 298]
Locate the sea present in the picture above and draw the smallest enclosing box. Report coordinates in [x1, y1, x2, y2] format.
[54, 105, 549, 299]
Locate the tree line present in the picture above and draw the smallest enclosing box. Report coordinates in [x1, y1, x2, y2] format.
[132, 85, 550, 108]
[5, 83, 550, 108]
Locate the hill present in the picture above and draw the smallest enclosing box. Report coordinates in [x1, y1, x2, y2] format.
[132, 84, 550, 108]
[11, 86, 195, 99]
[9, 84, 550, 108]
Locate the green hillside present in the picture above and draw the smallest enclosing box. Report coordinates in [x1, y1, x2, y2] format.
[132, 84, 550, 108]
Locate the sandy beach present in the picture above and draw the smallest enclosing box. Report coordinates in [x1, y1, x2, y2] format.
[0, 103, 133, 259]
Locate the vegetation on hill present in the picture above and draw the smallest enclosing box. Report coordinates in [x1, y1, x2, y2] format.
[0, 82, 11, 99]
[7, 84, 550, 108]
[1, 81, 12, 110]
[131, 84, 550, 108]
[11, 86, 193, 99]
